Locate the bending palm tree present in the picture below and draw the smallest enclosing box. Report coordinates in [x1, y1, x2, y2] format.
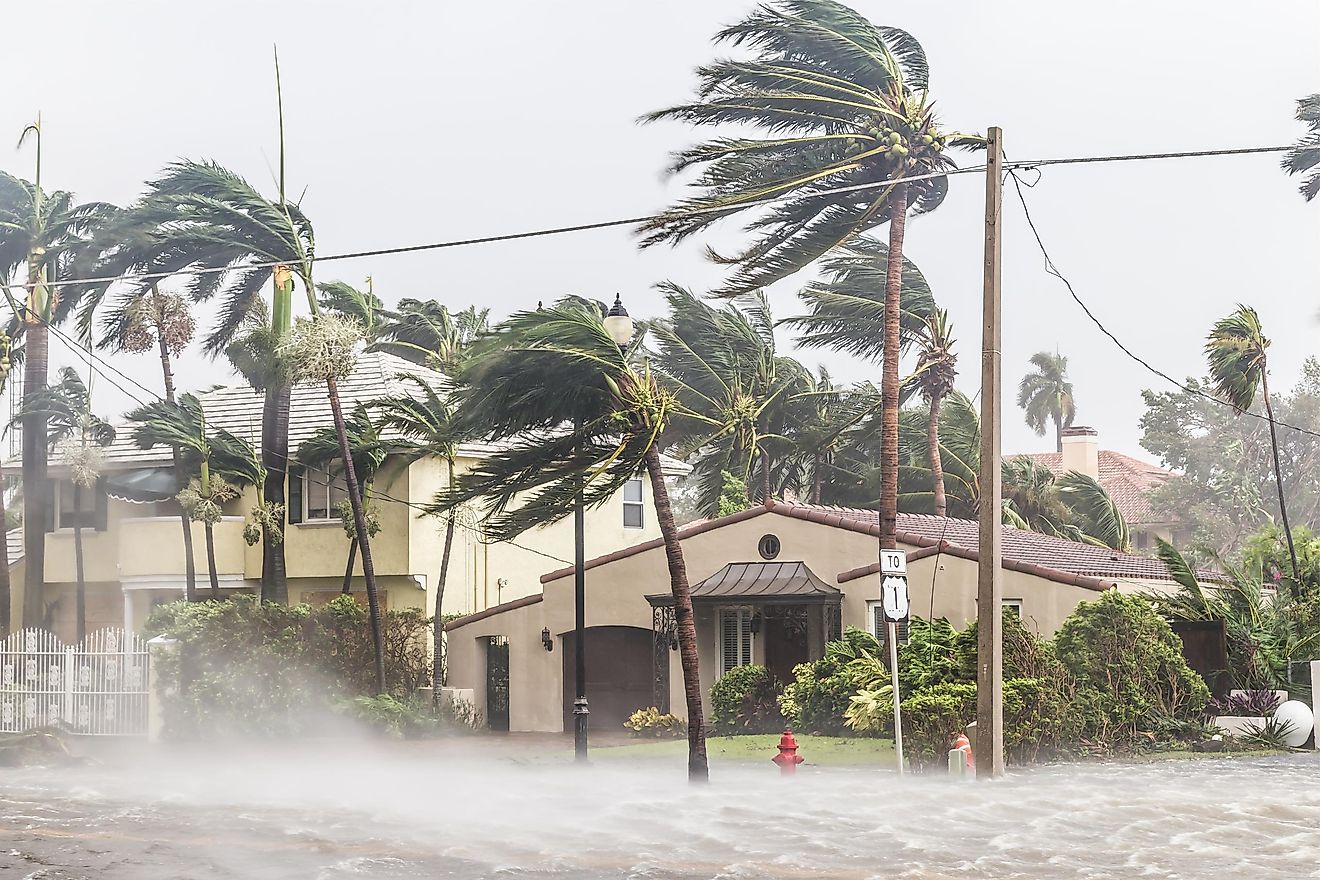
[1283, 94, 1320, 201]
[429, 299, 710, 781]
[1205, 305, 1300, 586]
[374, 299, 490, 374]
[20, 368, 114, 639]
[643, 0, 975, 548]
[1017, 351, 1075, 453]
[0, 124, 116, 627]
[912, 309, 956, 516]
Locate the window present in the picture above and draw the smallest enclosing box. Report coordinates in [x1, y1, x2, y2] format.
[758, 534, 781, 560]
[1003, 599, 1023, 618]
[288, 464, 349, 522]
[54, 479, 107, 531]
[1135, 531, 1149, 551]
[718, 608, 753, 675]
[866, 600, 909, 645]
[623, 477, 644, 528]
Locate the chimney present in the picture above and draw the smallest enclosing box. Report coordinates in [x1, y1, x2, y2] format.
[1060, 426, 1099, 478]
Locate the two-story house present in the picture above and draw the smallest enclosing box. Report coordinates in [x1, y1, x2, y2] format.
[5, 351, 687, 639]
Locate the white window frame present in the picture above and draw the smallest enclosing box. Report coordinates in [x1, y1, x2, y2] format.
[303, 464, 350, 522]
[1002, 598, 1023, 617]
[623, 476, 644, 529]
[866, 599, 910, 645]
[717, 607, 754, 677]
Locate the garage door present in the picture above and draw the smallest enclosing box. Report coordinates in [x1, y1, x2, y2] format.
[561, 626, 655, 734]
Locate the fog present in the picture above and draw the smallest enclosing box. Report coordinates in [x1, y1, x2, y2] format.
[4, 743, 1320, 878]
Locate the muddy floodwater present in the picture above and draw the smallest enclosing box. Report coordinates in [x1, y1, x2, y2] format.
[3, 743, 1320, 879]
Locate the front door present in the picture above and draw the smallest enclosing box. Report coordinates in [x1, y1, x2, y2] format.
[763, 608, 810, 684]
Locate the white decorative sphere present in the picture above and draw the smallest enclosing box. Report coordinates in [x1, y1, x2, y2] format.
[1274, 700, 1314, 748]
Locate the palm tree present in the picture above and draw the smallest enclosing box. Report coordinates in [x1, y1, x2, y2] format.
[1017, 351, 1075, 453]
[0, 123, 116, 627]
[374, 299, 490, 373]
[1283, 95, 1320, 200]
[20, 367, 114, 639]
[429, 299, 710, 781]
[642, 1, 975, 548]
[373, 374, 467, 704]
[651, 284, 806, 513]
[1205, 305, 1300, 586]
[298, 404, 387, 594]
[912, 309, 956, 516]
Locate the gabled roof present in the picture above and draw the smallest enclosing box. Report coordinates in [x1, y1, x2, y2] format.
[1020, 450, 1176, 526]
[538, 501, 1202, 588]
[646, 561, 841, 605]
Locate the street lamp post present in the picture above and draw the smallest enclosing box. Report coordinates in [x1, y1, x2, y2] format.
[572, 294, 634, 764]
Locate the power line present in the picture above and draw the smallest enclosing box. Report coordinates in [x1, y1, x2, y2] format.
[1007, 167, 1320, 443]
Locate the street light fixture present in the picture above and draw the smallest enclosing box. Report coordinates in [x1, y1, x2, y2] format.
[604, 294, 634, 347]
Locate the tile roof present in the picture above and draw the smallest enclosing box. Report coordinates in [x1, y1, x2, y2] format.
[1019, 450, 1176, 525]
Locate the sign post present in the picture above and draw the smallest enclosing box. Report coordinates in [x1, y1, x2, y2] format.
[880, 550, 909, 775]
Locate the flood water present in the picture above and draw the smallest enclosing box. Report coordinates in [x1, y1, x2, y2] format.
[4, 742, 1320, 879]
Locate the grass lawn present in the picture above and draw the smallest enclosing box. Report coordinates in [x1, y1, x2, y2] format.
[594, 733, 896, 767]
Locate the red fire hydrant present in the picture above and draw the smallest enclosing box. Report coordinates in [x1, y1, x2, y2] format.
[772, 728, 805, 776]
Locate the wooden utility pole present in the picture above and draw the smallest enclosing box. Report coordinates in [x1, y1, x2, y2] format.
[976, 126, 1006, 778]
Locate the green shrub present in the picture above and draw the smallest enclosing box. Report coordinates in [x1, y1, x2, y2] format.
[896, 617, 961, 693]
[951, 610, 1066, 683]
[900, 682, 977, 769]
[843, 685, 893, 735]
[334, 694, 437, 739]
[1055, 591, 1209, 744]
[144, 594, 433, 739]
[710, 665, 784, 734]
[624, 707, 686, 738]
[778, 628, 887, 735]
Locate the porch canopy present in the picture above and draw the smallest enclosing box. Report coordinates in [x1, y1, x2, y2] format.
[646, 561, 841, 607]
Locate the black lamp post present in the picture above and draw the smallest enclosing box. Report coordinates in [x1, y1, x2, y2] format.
[571, 294, 634, 763]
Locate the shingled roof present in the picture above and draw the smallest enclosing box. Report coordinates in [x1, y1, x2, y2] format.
[1020, 450, 1176, 526]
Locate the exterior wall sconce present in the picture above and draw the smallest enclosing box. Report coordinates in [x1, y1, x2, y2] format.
[750, 612, 763, 635]
[542, 627, 554, 652]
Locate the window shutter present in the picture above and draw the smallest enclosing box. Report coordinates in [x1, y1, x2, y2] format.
[287, 466, 304, 524]
[94, 477, 108, 532]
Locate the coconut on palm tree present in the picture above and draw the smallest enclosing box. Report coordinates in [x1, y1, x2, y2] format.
[912, 309, 956, 516]
[1205, 305, 1300, 587]
[643, 0, 976, 548]
[1017, 351, 1076, 453]
[429, 298, 710, 781]
[0, 125, 117, 627]
[19, 367, 114, 639]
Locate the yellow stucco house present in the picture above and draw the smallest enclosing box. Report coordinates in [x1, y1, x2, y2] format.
[444, 500, 1198, 734]
[6, 351, 686, 639]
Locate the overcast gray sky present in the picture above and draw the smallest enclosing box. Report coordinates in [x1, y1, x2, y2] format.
[5, 1, 1319, 462]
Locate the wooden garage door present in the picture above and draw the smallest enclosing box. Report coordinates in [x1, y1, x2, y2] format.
[561, 626, 654, 734]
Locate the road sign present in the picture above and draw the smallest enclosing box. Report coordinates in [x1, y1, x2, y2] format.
[880, 549, 906, 575]
[881, 574, 910, 622]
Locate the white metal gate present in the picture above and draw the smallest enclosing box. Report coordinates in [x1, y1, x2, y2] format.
[0, 627, 150, 736]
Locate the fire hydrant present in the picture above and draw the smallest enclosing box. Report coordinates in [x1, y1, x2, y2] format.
[772, 728, 804, 776]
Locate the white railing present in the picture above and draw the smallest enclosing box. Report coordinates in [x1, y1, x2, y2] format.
[0, 627, 150, 736]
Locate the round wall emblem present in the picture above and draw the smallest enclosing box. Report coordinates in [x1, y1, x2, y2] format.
[758, 533, 781, 560]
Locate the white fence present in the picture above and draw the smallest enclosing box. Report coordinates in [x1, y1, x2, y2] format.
[0, 628, 150, 736]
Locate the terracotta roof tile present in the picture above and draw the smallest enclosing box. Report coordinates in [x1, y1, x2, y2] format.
[1020, 450, 1176, 526]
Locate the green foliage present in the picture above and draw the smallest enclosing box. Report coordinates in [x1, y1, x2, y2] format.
[716, 471, 750, 517]
[843, 685, 893, 735]
[144, 595, 431, 739]
[1237, 714, 1300, 750]
[1055, 591, 1209, 745]
[899, 682, 976, 769]
[624, 707, 686, 738]
[778, 628, 887, 735]
[710, 665, 784, 734]
[1016, 351, 1075, 443]
[334, 694, 436, 739]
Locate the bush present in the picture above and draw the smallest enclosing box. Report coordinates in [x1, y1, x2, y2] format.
[710, 665, 784, 734]
[624, 707, 686, 738]
[779, 628, 887, 735]
[334, 694, 436, 739]
[1055, 591, 1209, 745]
[900, 682, 977, 769]
[144, 594, 433, 739]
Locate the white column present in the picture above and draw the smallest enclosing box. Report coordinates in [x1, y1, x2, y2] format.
[122, 590, 134, 635]
[146, 636, 178, 743]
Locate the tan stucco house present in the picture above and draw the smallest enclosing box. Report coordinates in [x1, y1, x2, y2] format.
[6, 351, 686, 639]
[444, 500, 1196, 734]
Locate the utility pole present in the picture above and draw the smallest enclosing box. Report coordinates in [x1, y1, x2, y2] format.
[573, 468, 589, 762]
[976, 126, 1006, 778]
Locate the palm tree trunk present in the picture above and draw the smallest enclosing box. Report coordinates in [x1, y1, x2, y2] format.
[432, 457, 457, 707]
[760, 447, 772, 504]
[644, 444, 708, 782]
[260, 385, 291, 604]
[1054, 416, 1063, 454]
[157, 322, 197, 602]
[1261, 371, 1301, 588]
[204, 522, 220, 599]
[341, 536, 358, 594]
[327, 377, 386, 694]
[73, 484, 86, 641]
[929, 395, 947, 518]
[879, 185, 909, 550]
[21, 318, 49, 629]
[812, 451, 823, 505]
[0, 460, 11, 637]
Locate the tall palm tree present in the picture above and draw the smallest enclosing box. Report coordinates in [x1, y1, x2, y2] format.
[0, 140, 116, 626]
[20, 367, 114, 639]
[429, 299, 710, 781]
[1017, 351, 1076, 453]
[651, 284, 806, 513]
[642, 0, 975, 548]
[374, 299, 490, 374]
[912, 309, 956, 516]
[1283, 94, 1320, 201]
[1205, 305, 1300, 586]
[373, 374, 467, 704]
